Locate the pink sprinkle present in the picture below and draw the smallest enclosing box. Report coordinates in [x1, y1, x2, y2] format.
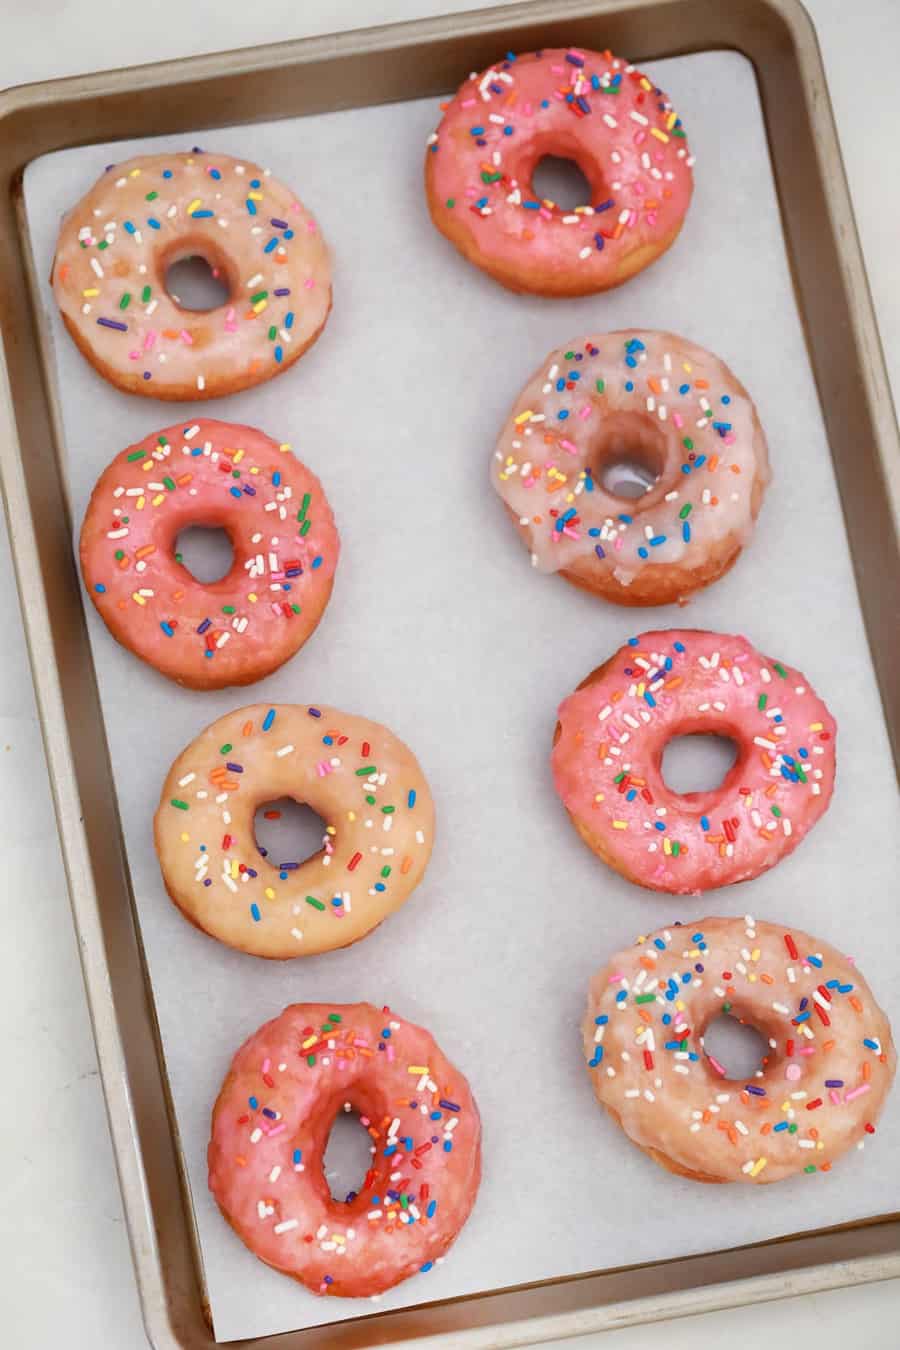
[316, 761, 330, 777]
[523, 101, 534, 116]
[144, 332, 157, 350]
[353, 1037, 369, 1049]
[336, 1059, 347, 1070]
[306, 220, 317, 233]
[562, 526, 580, 541]
[387, 1044, 395, 1061]
[578, 404, 592, 420]
[550, 64, 565, 74]
[552, 90, 565, 102]
[267, 1124, 286, 1138]
[723, 433, 736, 446]
[633, 181, 646, 196]
[262, 1058, 271, 1073]
[461, 96, 476, 108]
[180, 329, 193, 345]
[829, 1090, 842, 1105]
[523, 476, 537, 488]
[303, 278, 314, 289]
[128, 349, 140, 360]
[465, 185, 478, 199]
[844, 1084, 871, 1102]
[634, 131, 647, 146]
[607, 972, 625, 984]
[539, 207, 552, 220]
[709, 1055, 727, 1077]
[646, 212, 658, 226]
[614, 536, 624, 551]
[559, 438, 579, 455]
[672, 412, 684, 429]
[628, 209, 639, 227]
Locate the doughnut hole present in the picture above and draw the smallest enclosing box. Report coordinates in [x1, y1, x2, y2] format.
[174, 524, 235, 584]
[323, 1104, 376, 1203]
[591, 411, 670, 503]
[159, 236, 235, 312]
[254, 797, 328, 873]
[530, 154, 594, 211]
[701, 1013, 769, 1083]
[661, 733, 739, 795]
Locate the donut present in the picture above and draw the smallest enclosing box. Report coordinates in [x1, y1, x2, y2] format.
[493, 331, 770, 605]
[51, 150, 331, 399]
[425, 48, 694, 296]
[583, 916, 895, 1183]
[208, 1002, 481, 1297]
[79, 419, 338, 690]
[552, 630, 836, 893]
[155, 704, 434, 959]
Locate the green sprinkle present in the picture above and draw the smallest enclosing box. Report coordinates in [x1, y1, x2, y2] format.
[222, 605, 236, 615]
[170, 799, 188, 810]
[290, 603, 301, 615]
[774, 662, 788, 678]
[723, 1001, 732, 1013]
[789, 1123, 799, 1134]
[679, 503, 692, 519]
[157, 435, 169, 447]
[381, 866, 391, 878]
[220, 743, 232, 754]
[232, 469, 240, 479]
[145, 190, 158, 201]
[97, 240, 108, 250]
[758, 693, 768, 710]
[119, 292, 130, 310]
[683, 437, 694, 450]
[141, 285, 151, 302]
[250, 290, 268, 304]
[268, 325, 277, 341]
[480, 170, 502, 183]
[796, 765, 808, 783]
[114, 549, 125, 560]
[445, 197, 455, 208]
[174, 552, 183, 562]
[803, 1165, 816, 1173]
[327, 1012, 342, 1023]
[365, 795, 376, 805]
[400, 1194, 409, 1210]
[163, 476, 175, 491]
[305, 896, 326, 911]
[306, 1054, 317, 1067]
[298, 492, 311, 521]
[596, 379, 605, 393]
[672, 841, 681, 856]
[356, 766, 377, 777]
[299, 519, 311, 537]
[635, 994, 656, 1004]
[564, 350, 575, 360]
[381, 805, 395, 815]
[771, 805, 782, 817]
[126, 449, 145, 462]
[613, 772, 626, 783]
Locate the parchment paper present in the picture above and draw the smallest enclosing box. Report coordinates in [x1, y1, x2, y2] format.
[23, 51, 900, 1343]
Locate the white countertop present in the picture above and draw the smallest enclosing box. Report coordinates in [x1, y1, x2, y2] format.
[1, 2, 897, 1346]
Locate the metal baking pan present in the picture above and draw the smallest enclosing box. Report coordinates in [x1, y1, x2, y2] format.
[1, 0, 898, 1345]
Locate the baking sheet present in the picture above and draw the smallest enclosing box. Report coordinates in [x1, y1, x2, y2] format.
[22, 49, 900, 1343]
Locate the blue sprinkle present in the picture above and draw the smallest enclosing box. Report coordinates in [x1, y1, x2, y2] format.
[650, 534, 666, 547]
[191, 209, 214, 219]
[249, 1096, 258, 1109]
[293, 1149, 302, 1164]
[864, 1038, 880, 1050]
[443, 1141, 452, 1152]
[426, 1201, 437, 1218]
[420, 1262, 434, 1273]
[625, 788, 637, 801]
[408, 789, 417, 808]
[700, 816, 710, 831]
[250, 903, 261, 922]
[638, 546, 649, 558]
[245, 199, 257, 214]
[774, 1121, 789, 1132]
[588, 1047, 603, 1067]
[274, 346, 283, 363]
[162, 170, 172, 178]
[807, 955, 823, 968]
[160, 621, 174, 637]
[654, 821, 666, 831]
[264, 237, 278, 253]
[147, 217, 161, 229]
[683, 522, 691, 542]
[625, 380, 634, 392]
[95, 583, 106, 593]
[618, 514, 633, 524]
[230, 486, 242, 498]
[262, 1108, 277, 1120]
[679, 383, 689, 394]
[469, 126, 484, 136]
[285, 311, 294, 330]
[722, 394, 731, 404]
[595, 1014, 608, 1025]
[250, 179, 261, 188]
[616, 990, 628, 1003]
[654, 938, 666, 950]
[558, 409, 569, 420]
[262, 709, 275, 731]
[123, 220, 136, 234]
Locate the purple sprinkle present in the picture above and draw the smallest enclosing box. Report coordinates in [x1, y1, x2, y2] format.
[566, 53, 585, 66]
[594, 544, 606, 560]
[273, 287, 291, 297]
[277, 861, 299, 871]
[270, 217, 289, 228]
[262, 1108, 277, 1120]
[308, 707, 322, 718]
[97, 317, 128, 331]
[203, 878, 212, 887]
[196, 618, 211, 634]
[745, 1085, 766, 1096]
[225, 762, 244, 773]
[825, 1079, 844, 1088]
[438, 1099, 460, 1112]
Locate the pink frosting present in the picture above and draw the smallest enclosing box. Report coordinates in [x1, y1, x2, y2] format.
[427, 48, 694, 288]
[552, 630, 837, 893]
[80, 419, 339, 688]
[208, 1002, 482, 1297]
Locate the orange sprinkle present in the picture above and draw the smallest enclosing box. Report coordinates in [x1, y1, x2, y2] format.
[235, 1156, 247, 1167]
[177, 473, 193, 487]
[730, 463, 742, 474]
[694, 378, 710, 389]
[760, 1122, 772, 1136]
[135, 545, 156, 560]
[821, 1162, 832, 1172]
[647, 377, 662, 395]
[707, 454, 719, 471]
[862, 1061, 872, 1082]
[242, 721, 254, 737]
[822, 1039, 836, 1053]
[849, 996, 863, 1013]
[760, 973, 775, 986]
[117, 555, 130, 570]
[400, 856, 413, 875]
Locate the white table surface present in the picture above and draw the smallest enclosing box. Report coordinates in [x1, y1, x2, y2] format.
[1, 2, 897, 1346]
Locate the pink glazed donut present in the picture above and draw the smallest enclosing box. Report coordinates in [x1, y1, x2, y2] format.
[208, 1002, 482, 1297]
[79, 419, 339, 690]
[552, 630, 837, 893]
[425, 47, 694, 295]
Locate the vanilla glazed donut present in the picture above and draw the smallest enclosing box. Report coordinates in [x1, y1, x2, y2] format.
[552, 630, 836, 893]
[583, 916, 895, 1183]
[79, 420, 339, 690]
[51, 150, 331, 398]
[493, 331, 770, 605]
[208, 1002, 481, 1297]
[155, 705, 435, 959]
[425, 47, 694, 296]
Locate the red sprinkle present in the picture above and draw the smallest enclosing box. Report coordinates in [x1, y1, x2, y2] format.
[784, 934, 799, 959]
[348, 851, 362, 872]
[643, 1050, 654, 1070]
[806, 1098, 823, 1110]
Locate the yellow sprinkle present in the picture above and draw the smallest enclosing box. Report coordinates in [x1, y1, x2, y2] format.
[136, 495, 145, 510]
[750, 1157, 768, 1177]
[809, 721, 823, 731]
[129, 168, 141, 178]
[612, 820, 628, 831]
[514, 410, 534, 425]
[347, 810, 356, 822]
[131, 592, 146, 606]
[187, 198, 202, 215]
[180, 832, 190, 843]
[302, 1035, 318, 1049]
[151, 493, 164, 506]
[326, 825, 337, 836]
[265, 887, 275, 900]
[252, 300, 268, 314]
[663, 838, 672, 855]
[230, 860, 239, 879]
[248, 592, 258, 603]
[650, 127, 669, 143]
[82, 288, 99, 297]
[247, 190, 263, 201]
[594, 793, 605, 803]
[637, 682, 646, 695]
[249, 465, 260, 475]
[675, 999, 685, 1012]
[683, 361, 693, 373]
[751, 948, 761, 962]
[666, 112, 678, 130]
[142, 459, 153, 472]
[279, 443, 292, 453]
[407, 1066, 429, 1075]
[640, 77, 652, 90]
[233, 449, 244, 463]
